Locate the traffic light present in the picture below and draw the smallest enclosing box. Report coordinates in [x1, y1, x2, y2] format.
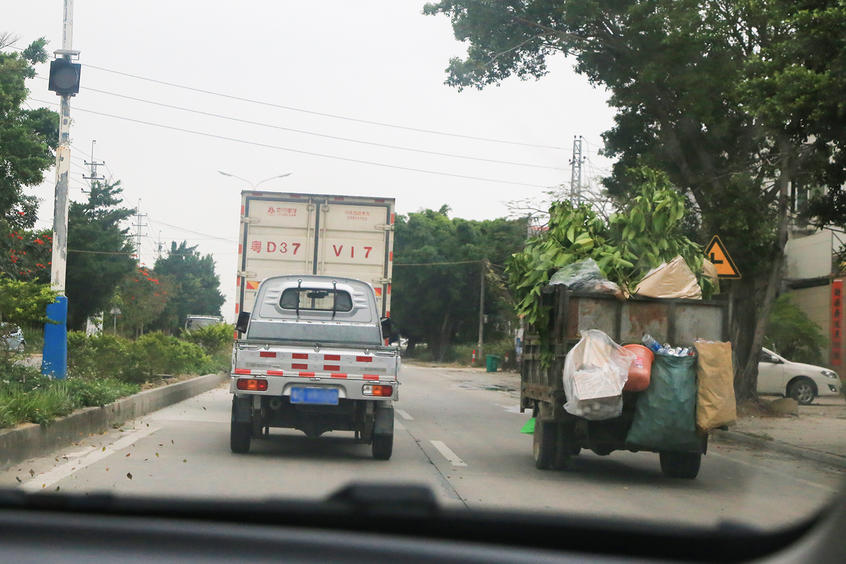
[48, 58, 81, 96]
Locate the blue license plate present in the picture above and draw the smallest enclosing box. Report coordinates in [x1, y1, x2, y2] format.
[290, 387, 339, 405]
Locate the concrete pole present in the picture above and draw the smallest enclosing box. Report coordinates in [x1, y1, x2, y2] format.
[477, 259, 486, 365]
[42, 0, 74, 379]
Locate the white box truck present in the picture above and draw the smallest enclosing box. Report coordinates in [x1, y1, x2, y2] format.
[236, 191, 395, 320]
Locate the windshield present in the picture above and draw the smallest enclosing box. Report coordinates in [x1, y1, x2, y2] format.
[1, 0, 844, 536]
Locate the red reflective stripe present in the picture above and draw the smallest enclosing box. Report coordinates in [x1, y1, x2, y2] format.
[356, 356, 373, 363]
[240, 205, 244, 215]
[292, 353, 309, 360]
[389, 251, 393, 261]
[330, 373, 347, 379]
[324, 365, 340, 371]
[292, 363, 308, 370]
[299, 372, 315, 378]
[238, 244, 242, 255]
[235, 303, 240, 314]
[363, 374, 379, 381]
[324, 354, 341, 361]
[259, 351, 277, 358]
[390, 213, 395, 224]
[234, 368, 251, 375]
[266, 370, 285, 376]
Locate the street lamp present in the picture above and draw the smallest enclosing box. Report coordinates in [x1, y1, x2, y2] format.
[218, 170, 292, 188]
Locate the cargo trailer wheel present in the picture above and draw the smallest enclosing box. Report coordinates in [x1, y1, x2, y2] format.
[659, 451, 701, 479]
[533, 419, 557, 470]
[230, 420, 251, 454]
[372, 433, 393, 460]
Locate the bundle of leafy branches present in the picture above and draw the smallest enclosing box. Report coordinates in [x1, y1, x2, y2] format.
[506, 169, 714, 352]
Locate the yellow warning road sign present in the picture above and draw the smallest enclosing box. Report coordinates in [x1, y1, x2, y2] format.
[705, 235, 741, 279]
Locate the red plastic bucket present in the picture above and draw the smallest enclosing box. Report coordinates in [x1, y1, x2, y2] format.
[623, 344, 653, 392]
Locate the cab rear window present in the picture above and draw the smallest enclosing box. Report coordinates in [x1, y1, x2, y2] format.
[280, 288, 353, 312]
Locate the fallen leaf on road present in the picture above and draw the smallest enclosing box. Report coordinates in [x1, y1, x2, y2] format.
[171, 440, 174, 444]
[126, 473, 133, 480]
[202, 407, 207, 410]
[28, 469, 34, 477]
[146, 423, 150, 427]
[105, 467, 110, 472]
[155, 453, 159, 458]
[41, 484, 45, 488]
[55, 486, 60, 492]
[102, 447, 106, 452]
[182, 459, 187, 463]
[158, 443, 163, 447]
[15, 477, 21, 483]
[125, 453, 131, 457]
[54, 457, 58, 462]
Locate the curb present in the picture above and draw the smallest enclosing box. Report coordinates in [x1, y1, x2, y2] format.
[712, 429, 846, 470]
[0, 373, 228, 470]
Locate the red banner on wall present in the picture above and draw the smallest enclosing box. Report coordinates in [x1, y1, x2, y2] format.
[832, 279, 843, 366]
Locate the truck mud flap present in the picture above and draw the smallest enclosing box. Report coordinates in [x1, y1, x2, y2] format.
[232, 396, 253, 423]
[373, 404, 394, 435]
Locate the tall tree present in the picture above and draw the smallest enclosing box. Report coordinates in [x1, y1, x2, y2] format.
[151, 241, 224, 331]
[425, 1, 845, 401]
[66, 180, 136, 329]
[391, 207, 525, 360]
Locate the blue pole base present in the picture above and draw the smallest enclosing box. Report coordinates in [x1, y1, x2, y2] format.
[42, 295, 68, 380]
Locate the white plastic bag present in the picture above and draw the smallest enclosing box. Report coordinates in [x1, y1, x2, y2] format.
[562, 329, 635, 420]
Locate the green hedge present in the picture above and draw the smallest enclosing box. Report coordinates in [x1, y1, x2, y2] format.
[0, 365, 139, 428]
[68, 330, 221, 383]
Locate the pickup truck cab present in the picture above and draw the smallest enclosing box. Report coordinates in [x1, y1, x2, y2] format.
[230, 275, 400, 459]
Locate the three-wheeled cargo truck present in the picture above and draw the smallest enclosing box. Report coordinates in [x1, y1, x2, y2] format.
[521, 285, 729, 478]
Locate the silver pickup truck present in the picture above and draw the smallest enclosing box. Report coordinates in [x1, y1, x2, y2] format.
[230, 275, 400, 459]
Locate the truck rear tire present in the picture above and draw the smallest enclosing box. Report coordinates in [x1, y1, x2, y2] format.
[659, 451, 701, 479]
[372, 433, 393, 460]
[230, 420, 251, 454]
[533, 419, 557, 470]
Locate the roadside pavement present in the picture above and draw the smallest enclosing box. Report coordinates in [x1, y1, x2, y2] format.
[714, 395, 846, 469]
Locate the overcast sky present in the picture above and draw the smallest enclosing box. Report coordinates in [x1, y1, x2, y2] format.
[7, 0, 616, 320]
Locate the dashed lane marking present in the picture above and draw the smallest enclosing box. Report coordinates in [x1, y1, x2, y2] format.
[396, 409, 414, 421]
[430, 440, 467, 467]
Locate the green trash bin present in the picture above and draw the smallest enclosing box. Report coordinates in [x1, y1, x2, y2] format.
[486, 354, 500, 372]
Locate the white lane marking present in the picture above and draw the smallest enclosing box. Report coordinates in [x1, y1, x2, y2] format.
[21, 426, 159, 492]
[395, 421, 406, 431]
[498, 404, 523, 414]
[429, 440, 467, 467]
[396, 408, 414, 421]
[708, 450, 838, 493]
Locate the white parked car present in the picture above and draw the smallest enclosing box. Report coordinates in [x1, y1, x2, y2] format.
[758, 347, 843, 405]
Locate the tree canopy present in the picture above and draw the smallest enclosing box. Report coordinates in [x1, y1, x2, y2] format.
[425, 0, 846, 400]
[150, 241, 225, 332]
[66, 180, 136, 330]
[391, 207, 526, 360]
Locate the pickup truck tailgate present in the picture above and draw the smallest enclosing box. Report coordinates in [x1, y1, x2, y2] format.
[233, 345, 398, 382]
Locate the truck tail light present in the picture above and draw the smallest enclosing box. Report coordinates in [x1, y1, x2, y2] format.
[362, 384, 392, 397]
[237, 378, 268, 391]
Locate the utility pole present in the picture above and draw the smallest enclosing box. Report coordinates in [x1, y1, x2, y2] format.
[569, 135, 584, 205]
[133, 201, 148, 264]
[155, 230, 163, 261]
[477, 259, 487, 365]
[82, 139, 105, 191]
[42, 0, 78, 379]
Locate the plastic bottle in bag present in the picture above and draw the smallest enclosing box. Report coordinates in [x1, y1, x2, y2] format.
[642, 334, 662, 353]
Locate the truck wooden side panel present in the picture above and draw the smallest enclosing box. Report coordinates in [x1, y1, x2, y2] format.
[237, 192, 395, 318]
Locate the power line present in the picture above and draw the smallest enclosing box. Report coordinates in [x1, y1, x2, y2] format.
[80, 63, 565, 150]
[393, 259, 480, 267]
[148, 218, 237, 243]
[40, 79, 564, 171]
[29, 97, 550, 189]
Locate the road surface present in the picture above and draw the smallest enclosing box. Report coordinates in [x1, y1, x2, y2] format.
[1, 364, 843, 530]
